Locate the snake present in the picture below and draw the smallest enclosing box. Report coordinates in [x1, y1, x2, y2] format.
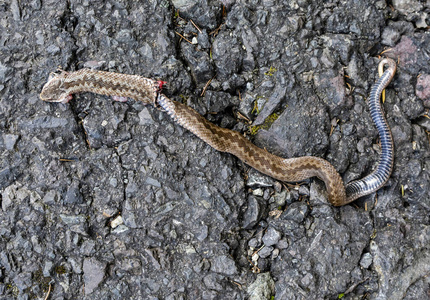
[39, 58, 396, 206]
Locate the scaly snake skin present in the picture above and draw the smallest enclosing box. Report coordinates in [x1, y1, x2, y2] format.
[40, 58, 396, 206]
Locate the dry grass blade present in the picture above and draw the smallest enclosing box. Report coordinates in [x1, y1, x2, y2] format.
[44, 283, 52, 300]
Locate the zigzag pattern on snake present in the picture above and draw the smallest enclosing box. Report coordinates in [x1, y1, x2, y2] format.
[39, 58, 397, 206]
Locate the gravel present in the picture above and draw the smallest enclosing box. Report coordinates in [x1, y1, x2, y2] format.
[0, 0, 429, 299]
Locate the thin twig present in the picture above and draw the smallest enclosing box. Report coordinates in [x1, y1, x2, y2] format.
[380, 48, 393, 55]
[247, 256, 261, 273]
[175, 31, 193, 44]
[200, 76, 215, 96]
[231, 281, 243, 290]
[59, 158, 76, 162]
[210, 22, 223, 36]
[329, 119, 339, 136]
[190, 19, 202, 33]
[236, 111, 251, 123]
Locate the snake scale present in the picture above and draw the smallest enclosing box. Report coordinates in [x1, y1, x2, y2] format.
[40, 58, 396, 206]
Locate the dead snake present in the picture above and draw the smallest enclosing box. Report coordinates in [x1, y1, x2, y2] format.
[39, 58, 396, 206]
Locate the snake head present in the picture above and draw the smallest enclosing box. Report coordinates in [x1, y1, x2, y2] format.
[39, 71, 71, 103]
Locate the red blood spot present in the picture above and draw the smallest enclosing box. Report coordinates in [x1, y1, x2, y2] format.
[157, 80, 167, 91]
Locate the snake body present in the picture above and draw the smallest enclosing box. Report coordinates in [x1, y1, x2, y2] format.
[40, 58, 396, 206]
[345, 58, 396, 200]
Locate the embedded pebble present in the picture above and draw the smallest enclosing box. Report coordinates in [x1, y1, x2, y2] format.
[262, 227, 282, 247]
[360, 253, 373, 269]
[83, 258, 107, 295]
[211, 255, 237, 276]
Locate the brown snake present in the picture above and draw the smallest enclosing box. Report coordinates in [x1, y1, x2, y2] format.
[40, 58, 396, 206]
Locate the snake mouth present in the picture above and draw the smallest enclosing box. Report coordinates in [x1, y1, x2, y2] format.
[39, 91, 71, 103]
[39, 91, 53, 101]
[39, 84, 70, 102]
[39, 89, 53, 101]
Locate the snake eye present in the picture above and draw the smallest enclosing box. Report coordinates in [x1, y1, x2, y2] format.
[47, 72, 59, 82]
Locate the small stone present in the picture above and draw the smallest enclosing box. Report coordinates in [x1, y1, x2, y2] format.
[43, 190, 58, 204]
[60, 214, 86, 226]
[68, 257, 83, 274]
[144, 145, 158, 160]
[112, 224, 129, 234]
[203, 273, 223, 291]
[181, 42, 214, 85]
[195, 224, 208, 241]
[31, 235, 42, 254]
[83, 258, 106, 295]
[416, 73, 430, 101]
[298, 185, 310, 197]
[10, 0, 21, 21]
[210, 255, 237, 276]
[258, 246, 273, 258]
[138, 107, 154, 125]
[342, 123, 356, 136]
[171, 0, 198, 10]
[116, 29, 133, 43]
[46, 44, 61, 55]
[272, 190, 288, 207]
[262, 227, 281, 247]
[13, 272, 32, 291]
[251, 252, 259, 262]
[282, 202, 309, 223]
[109, 177, 118, 188]
[80, 240, 96, 256]
[248, 238, 259, 249]
[263, 189, 271, 200]
[416, 13, 428, 28]
[271, 248, 280, 259]
[392, 0, 422, 14]
[3, 134, 19, 150]
[83, 60, 106, 69]
[110, 215, 123, 228]
[252, 188, 264, 197]
[277, 239, 289, 250]
[242, 196, 264, 229]
[64, 182, 83, 204]
[301, 273, 314, 286]
[0, 63, 12, 83]
[1, 184, 16, 211]
[360, 253, 373, 269]
[43, 261, 53, 277]
[274, 182, 282, 193]
[247, 272, 275, 300]
[197, 29, 210, 49]
[145, 177, 161, 188]
[246, 169, 275, 187]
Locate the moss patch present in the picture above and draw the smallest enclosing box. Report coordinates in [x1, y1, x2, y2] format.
[249, 112, 281, 135]
[55, 265, 67, 275]
[264, 66, 277, 76]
